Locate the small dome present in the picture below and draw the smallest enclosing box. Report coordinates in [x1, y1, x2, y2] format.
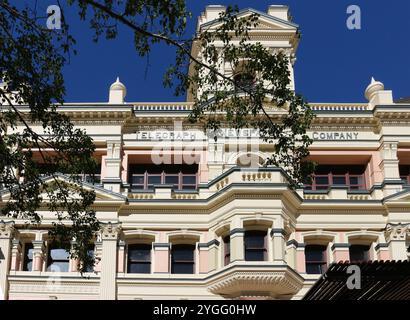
[365, 77, 384, 101]
[110, 77, 126, 93]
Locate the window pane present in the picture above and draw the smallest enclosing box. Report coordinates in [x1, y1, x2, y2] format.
[131, 175, 144, 185]
[23, 243, 34, 271]
[333, 176, 346, 185]
[47, 261, 69, 272]
[128, 245, 151, 261]
[171, 244, 195, 274]
[224, 236, 230, 266]
[315, 176, 329, 185]
[49, 248, 69, 260]
[349, 245, 370, 263]
[148, 175, 161, 184]
[244, 231, 266, 262]
[128, 262, 151, 274]
[182, 176, 196, 184]
[172, 246, 194, 261]
[165, 176, 178, 184]
[172, 263, 194, 274]
[306, 263, 325, 275]
[305, 245, 326, 262]
[244, 231, 266, 248]
[245, 250, 265, 261]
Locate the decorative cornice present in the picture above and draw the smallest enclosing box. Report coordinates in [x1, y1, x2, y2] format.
[198, 239, 220, 248]
[286, 240, 305, 248]
[331, 243, 351, 251]
[270, 228, 286, 237]
[230, 228, 245, 236]
[375, 243, 389, 251]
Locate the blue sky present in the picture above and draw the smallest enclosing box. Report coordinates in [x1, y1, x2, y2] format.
[32, 1, 410, 103]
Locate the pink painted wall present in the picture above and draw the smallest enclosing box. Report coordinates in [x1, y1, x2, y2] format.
[333, 250, 349, 263]
[296, 250, 306, 273]
[117, 249, 125, 273]
[199, 250, 209, 273]
[378, 250, 391, 261]
[154, 250, 169, 273]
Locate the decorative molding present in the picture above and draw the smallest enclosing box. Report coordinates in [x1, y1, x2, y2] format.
[384, 223, 410, 242]
[0, 220, 15, 239]
[99, 222, 122, 241]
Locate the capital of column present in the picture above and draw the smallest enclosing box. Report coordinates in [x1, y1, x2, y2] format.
[380, 141, 398, 160]
[99, 222, 122, 241]
[0, 220, 15, 239]
[385, 223, 410, 242]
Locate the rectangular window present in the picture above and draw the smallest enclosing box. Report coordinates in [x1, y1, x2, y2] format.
[223, 236, 230, 266]
[305, 245, 327, 274]
[244, 231, 267, 261]
[23, 243, 34, 271]
[47, 245, 70, 272]
[304, 165, 366, 191]
[84, 245, 95, 272]
[171, 244, 195, 274]
[127, 244, 151, 274]
[129, 164, 198, 191]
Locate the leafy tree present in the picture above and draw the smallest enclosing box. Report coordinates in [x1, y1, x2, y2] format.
[0, 0, 314, 272]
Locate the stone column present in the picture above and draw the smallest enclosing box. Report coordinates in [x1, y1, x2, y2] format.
[230, 228, 245, 262]
[286, 240, 297, 269]
[385, 223, 409, 261]
[32, 240, 45, 272]
[99, 222, 121, 300]
[0, 221, 14, 300]
[102, 140, 123, 193]
[379, 141, 402, 196]
[10, 240, 22, 272]
[271, 228, 286, 263]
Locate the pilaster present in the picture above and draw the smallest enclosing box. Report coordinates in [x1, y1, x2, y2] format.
[99, 222, 121, 300]
[102, 140, 123, 193]
[0, 221, 14, 300]
[385, 223, 409, 261]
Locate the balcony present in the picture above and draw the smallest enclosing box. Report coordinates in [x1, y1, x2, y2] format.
[130, 172, 197, 191]
[207, 262, 304, 299]
[304, 173, 366, 191]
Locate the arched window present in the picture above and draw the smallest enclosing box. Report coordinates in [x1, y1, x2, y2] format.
[127, 244, 152, 274]
[223, 235, 230, 266]
[305, 245, 327, 274]
[244, 230, 267, 261]
[171, 244, 195, 274]
[349, 244, 370, 263]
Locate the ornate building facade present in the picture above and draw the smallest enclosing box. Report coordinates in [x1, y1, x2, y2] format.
[0, 5, 409, 300]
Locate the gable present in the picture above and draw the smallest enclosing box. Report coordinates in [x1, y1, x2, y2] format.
[0, 174, 126, 202]
[200, 8, 298, 32]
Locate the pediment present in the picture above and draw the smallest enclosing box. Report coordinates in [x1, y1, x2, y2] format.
[201, 9, 298, 32]
[0, 174, 126, 202]
[384, 188, 410, 203]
